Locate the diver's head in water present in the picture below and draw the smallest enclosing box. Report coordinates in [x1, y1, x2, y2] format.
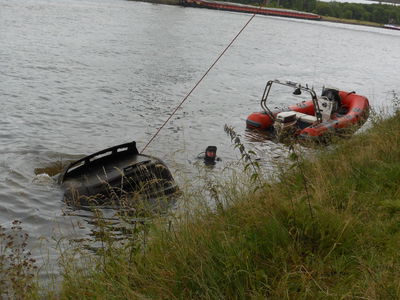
[204, 146, 217, 165]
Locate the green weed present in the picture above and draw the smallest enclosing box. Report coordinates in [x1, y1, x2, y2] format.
[36, 111, 400, 299]
[0, 220, 37, 299]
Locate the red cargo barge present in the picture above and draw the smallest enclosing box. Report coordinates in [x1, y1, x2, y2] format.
[183, 0, 321, 20]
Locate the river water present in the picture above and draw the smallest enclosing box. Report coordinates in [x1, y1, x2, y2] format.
[1, 0, 400, 280]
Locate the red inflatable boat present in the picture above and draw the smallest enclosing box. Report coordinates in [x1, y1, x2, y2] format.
[246, 79, 369, 142]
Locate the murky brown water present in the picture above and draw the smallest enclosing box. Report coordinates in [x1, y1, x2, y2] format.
[1, 0, 400, 279]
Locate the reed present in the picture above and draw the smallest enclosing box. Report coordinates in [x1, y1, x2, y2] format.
[0, 220, 38, 299]
[39, 109, 400, 299]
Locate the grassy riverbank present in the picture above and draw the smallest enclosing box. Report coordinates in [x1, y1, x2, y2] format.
[41, 110, 400, 299]
[321, 15, 383, 28]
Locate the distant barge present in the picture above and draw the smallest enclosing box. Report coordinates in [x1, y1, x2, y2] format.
[182, 0, 321, 20]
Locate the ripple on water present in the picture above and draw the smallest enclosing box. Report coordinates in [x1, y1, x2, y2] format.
[1, 0, 400, 280]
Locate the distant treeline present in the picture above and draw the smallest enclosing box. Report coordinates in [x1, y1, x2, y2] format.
[313, 1, 400, 24]
[227, 0, 400, 24]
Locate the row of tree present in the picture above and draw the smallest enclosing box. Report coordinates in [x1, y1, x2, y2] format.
[314, 1, 400, 24]
[314, 0, 400, 24]
[227, 0, 400, 24]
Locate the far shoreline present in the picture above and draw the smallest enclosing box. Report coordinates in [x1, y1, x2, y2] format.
[320, 15, 383, 29]
[128, 0, 389, 30]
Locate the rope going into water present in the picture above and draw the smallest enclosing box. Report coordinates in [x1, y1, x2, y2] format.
[140, 12, 258, 154]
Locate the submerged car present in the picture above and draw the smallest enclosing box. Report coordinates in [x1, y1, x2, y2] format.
[58, 141, 178, 207]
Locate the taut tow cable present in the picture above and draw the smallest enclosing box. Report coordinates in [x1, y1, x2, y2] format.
[140, 12, 258, 154]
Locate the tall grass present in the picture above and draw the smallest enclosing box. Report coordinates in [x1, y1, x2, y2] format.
[47, 112, 400, 299]
[0, 220, 38, 299]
